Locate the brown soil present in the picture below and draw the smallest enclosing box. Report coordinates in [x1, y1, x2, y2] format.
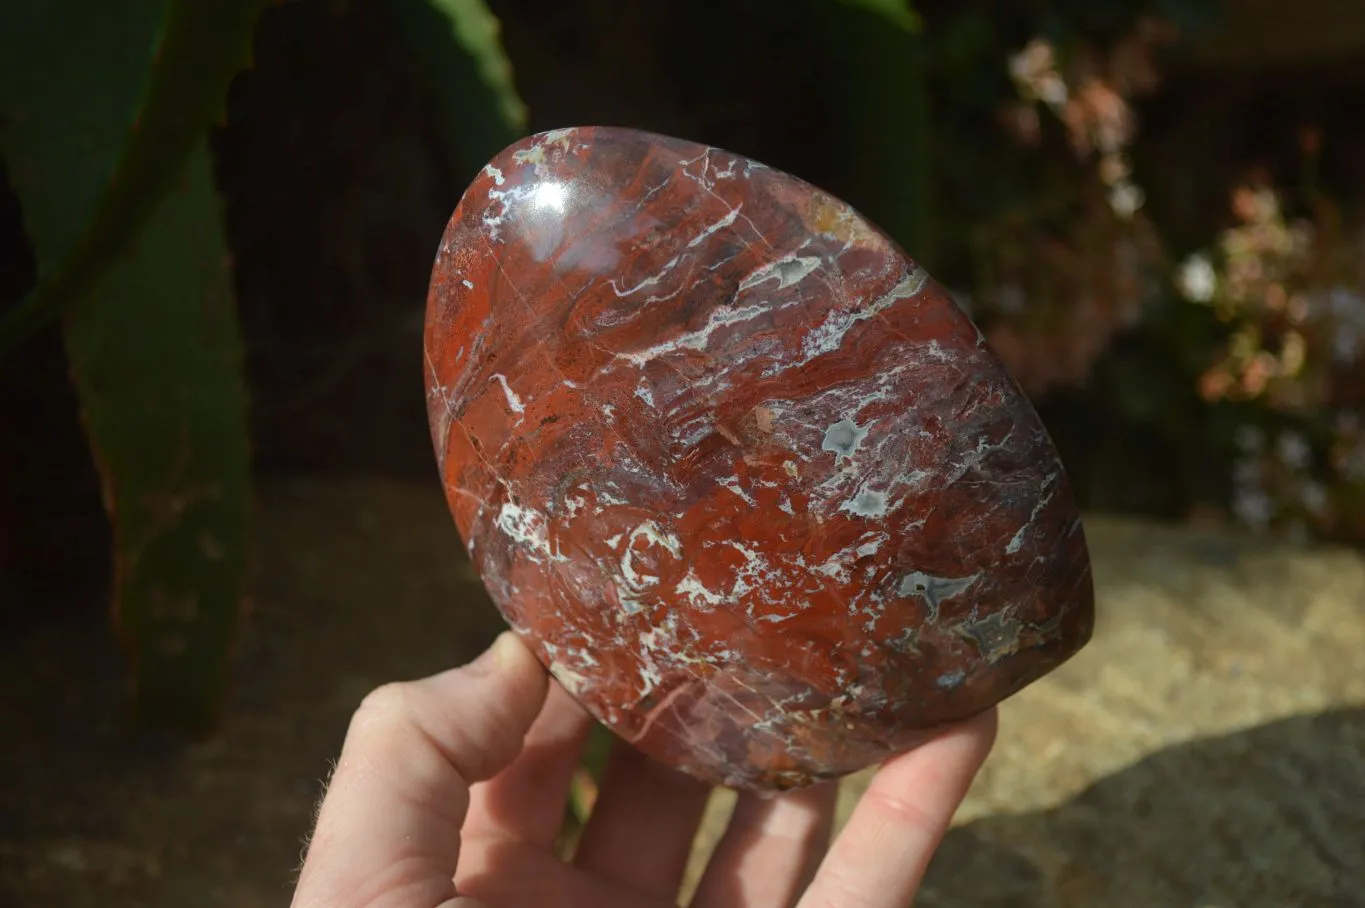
[0, 478, 506, 908]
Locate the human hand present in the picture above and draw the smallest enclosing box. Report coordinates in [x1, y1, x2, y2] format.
[291, 631, 997, 908]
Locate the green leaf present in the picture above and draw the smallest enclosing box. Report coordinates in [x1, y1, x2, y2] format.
[0, 0, 271, 353]
[390, 0, 528, 180]
[813, 0, 933, 264]
[833, 0, 922, 33]
[63, 142, 251, 735]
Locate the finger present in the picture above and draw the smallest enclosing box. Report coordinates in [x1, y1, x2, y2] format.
[463, 680, 594, 848]
[572, 740, 712, 899]
[291, 632, 548, 908]
[690, 781, 838, 908]
[794, 707, 998, 908]
[456, 836, 675, 908]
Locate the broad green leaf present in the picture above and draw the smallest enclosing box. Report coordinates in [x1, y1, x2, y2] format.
[63, 143, 251, 735]
[390, 0, 528, 180]
[813, 0, 933, 264]
[0, 0, 271, 353]
[833, 0, 922, 33]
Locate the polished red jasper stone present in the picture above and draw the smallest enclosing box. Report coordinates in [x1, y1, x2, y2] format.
[424, 126, 1094, 791]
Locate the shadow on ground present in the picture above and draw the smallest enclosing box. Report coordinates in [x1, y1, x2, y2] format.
[920, 708, 1365, 907]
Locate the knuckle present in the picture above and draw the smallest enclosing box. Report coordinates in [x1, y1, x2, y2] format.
[864, 784, 939, 833]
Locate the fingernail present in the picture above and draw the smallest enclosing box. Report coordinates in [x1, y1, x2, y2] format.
[489, 630, 525, 669]
[468, 630, 525, 676]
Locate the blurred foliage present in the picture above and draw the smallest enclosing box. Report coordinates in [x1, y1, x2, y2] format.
[0, 0, 269, 733]
[0, 1, 271, 352]
[391, 0, 528, 176]
[916, 1, 1365, 544]
[836, 0, 923, 33]
[64, 144, 251, 733]
[0, 0, 527, 732]
[813, 1, 934, 263]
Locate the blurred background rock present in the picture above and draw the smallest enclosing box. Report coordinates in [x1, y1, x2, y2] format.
[2, 0, 1364, 904]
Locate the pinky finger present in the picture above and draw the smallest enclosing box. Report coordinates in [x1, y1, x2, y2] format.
[795, 708, 998, 908]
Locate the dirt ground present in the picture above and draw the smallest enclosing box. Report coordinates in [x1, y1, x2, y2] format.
[1, 478, 507, 908]
[3, 477, 1364, 907]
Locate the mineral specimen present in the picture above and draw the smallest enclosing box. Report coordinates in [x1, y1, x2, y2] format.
[424, 126, 1094, 791]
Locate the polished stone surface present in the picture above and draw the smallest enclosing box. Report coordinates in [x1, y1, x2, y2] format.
[424, 126, 1094, 790]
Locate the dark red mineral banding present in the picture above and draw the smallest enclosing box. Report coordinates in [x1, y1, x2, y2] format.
[424, 126, 1094, 791]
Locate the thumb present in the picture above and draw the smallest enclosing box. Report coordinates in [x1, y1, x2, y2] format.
[292, 631, 549, 908]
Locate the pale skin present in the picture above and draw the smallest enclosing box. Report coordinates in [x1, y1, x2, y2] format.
[291, 631, 998, 908]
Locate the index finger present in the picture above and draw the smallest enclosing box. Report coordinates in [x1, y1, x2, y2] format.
[291, 632, 549, 908]
[796, 707, 998, 908]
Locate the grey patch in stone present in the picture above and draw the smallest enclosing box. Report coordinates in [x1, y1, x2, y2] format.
[936, 670, 966, 689]
[888, 626, 921, 655]
[822, 419, 869, 458]
[840, 489, 888, 517]
[957, 611, 1024, 662]
[898, 571, 982, 614]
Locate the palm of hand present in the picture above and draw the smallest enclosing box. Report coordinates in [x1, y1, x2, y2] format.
[454, 686, 836, 908]
[291, 633, 995, 908]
